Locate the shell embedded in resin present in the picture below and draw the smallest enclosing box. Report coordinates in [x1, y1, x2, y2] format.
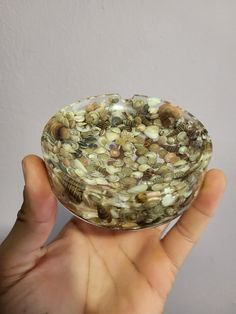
[41, 94, 212, 230]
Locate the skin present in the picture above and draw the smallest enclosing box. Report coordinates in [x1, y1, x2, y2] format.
[0, 155, 226, 314]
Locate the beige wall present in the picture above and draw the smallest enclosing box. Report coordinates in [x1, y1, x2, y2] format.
[0, 1, 235, 313]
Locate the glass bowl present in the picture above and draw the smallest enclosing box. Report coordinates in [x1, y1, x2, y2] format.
[41, 93, 212, 230]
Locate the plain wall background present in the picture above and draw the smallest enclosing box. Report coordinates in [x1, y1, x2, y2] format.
[0, 0, 235, 313]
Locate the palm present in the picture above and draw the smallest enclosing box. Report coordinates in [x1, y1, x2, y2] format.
[0, 156, 226, 314]
[7, 220, 173, 314]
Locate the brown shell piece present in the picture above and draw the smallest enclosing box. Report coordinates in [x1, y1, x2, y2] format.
[86, 102, 100, 112]
[97, 205, 112, 222]
[158, 102, 183, 127]
[50, 121, 69, 140]
[110, 148, 121, 158]
[135, 192, 148, 203]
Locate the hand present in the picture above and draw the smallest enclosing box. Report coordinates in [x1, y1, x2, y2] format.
[0, 155, 226, 314]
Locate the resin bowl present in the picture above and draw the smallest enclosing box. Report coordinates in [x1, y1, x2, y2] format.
[41, 94, 212, 230]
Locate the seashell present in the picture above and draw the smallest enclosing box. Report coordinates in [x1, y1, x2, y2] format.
[174, 159, 187, 167]
[175, 181, 188, 192]
[107, 174, 120, 182]
[177, 131, 187, 142]
[142, 168, 153, 180]
[167, 137, 175, 144]
[141, 116, 152, 126]
[59, 173, 85, 202]
[173, 171, 188, 179]
[178, 146, 188, 154]
[94, 165, 109, 176]
[74, 149, 83, 158]
[62, 143, 75, 153]
[122, 142, 135, 152]
[133, 116, 142, 125]
[134, 136, 145, 144]
[190, 138, 203, 149]
[163, 173, 174, 182]
[135, 192, 147, 203]
[94, 147, 107, 154]
[161, 194, 176, 207]
[135, 146, 149, 157]
[110, 127, 121, 134]
[144, 126, 159, 140]
[162, 144, 179, 153]
[130, 162, 139, 171]
[85, 112, 100, 125]
[163, 187, 175, 194]
[111, 116, 123, 127]
[156, 164, 170, 175]
[113, 159, 124, 167]
[62, 158, 71, 167]
[149, 143, 160, 153]
[57, 115, 70, 128]
[157, 135, 167, 146]
[148, 97, 161, 107]
[137, 156, 148, 165]
[149, 112, 159, 120]
[74, 168, 86, 177]
[71, 159, 87, 173]
[110, 148, 121, 158]
[136, 210, 149, 224]
[106, 165, 120, 174]
[95, 177, 109, 185]
[158, 102, 183, 126]
[50, 120, 69, 140]
[121, 167, 133, 177]
[124, 119, 135, 130]
[138, 164, 151, 172]
[127, 184, 148, 194]
[136, 124, 146, 132]
[132, 99, 145, 109]
[97, 120, 110, 130]
[106, 131, 120, 142]
[164, 152, 180, 164]
[86, 102, 100, 112]
[165, 207, 177, 216]
[152, 183, 165, 191]
[131, 171, 143, 179]
[120, 177, 137, 188]
[151, 175, 164, 184]
[146, 191, 161, 200]
[97, 204, 112, 221]
[144, 138, 153, 148]
[74, 114, 85, 123]
[168, 122, 187, 136]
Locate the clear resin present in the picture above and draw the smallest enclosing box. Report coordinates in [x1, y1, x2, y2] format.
[41, 94, 212, 230]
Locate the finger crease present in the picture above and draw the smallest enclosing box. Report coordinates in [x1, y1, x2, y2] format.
[176, 221, 196, 244]
[118, 243, 158, 296]
[83, 254, 90, 314]
[159, 241, 178, 275]
[191, 203, 214, 218]
[86, 235, 119, 295]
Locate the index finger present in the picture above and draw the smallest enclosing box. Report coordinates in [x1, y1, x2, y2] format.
[161, 169, 226, 269]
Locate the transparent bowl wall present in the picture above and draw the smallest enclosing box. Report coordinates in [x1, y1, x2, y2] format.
[41, 94, 212, 230]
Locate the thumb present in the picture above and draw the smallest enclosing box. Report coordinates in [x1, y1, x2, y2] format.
[0, 155, 57, 269]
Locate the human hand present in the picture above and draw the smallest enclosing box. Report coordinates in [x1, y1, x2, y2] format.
[0, 155, 226, 314]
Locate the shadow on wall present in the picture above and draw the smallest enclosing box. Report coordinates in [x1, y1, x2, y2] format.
[47, 202, 73, 244]
[0, 228, 13, 244]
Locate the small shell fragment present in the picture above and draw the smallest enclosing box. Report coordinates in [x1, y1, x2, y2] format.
[144, 126, 160, 140]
